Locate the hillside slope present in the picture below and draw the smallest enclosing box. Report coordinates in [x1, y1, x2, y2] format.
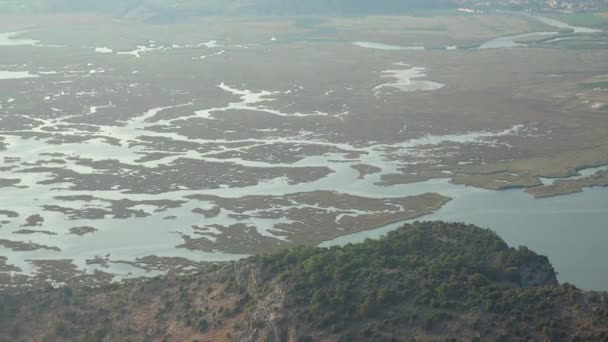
[1, 222, 607, 341]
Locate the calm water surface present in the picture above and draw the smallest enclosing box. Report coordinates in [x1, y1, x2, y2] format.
[324, 186, 608, 291]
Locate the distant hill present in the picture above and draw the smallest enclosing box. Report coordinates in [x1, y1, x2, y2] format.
[1, 222, 607, 341]
[0, 0, 454, 16]
[0, 0, 606, 17]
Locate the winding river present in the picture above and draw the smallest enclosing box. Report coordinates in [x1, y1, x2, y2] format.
[479, 12, 603, 49]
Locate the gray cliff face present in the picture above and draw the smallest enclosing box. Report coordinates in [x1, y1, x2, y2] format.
[520, 256, 559, 287]
[228, 262, 294, 342]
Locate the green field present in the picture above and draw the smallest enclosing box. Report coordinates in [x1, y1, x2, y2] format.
[549, 12, 608, 29]
[580, 80, 608, 89]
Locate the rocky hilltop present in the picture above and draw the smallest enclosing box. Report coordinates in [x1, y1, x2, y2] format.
[1, 222, 607, 341]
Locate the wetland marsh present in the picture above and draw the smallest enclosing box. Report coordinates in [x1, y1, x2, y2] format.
[1, 10, 608, 291]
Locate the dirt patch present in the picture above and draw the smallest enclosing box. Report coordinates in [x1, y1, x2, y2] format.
[21, 158, 333, 194]
[21, 214, 44, 227]
[0, 239, 60, 252]
[0, 256, 20, 273]
[69, 226, 98, 236]
[182, 191, 450, 254]
[0, 178, 20, 187]
[451, 173, 542, 190]
[0, 210, 19, 218]
[13, 229, 58, 236]
[527, 170, 608, 198]
[351, 164, 382, 179]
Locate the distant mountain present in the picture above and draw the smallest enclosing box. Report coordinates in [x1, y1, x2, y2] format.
[1, 222, 607, 341]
